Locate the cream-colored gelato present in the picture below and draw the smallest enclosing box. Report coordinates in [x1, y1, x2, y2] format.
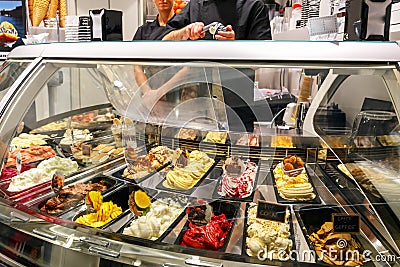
[123, 197, 184, 240]
[163, 150, 214, 190]
[273, 163, 316, 201]
[11, 133, 49, 149]
[30, 120, 81, 133]
[37, 156, 79, 174]
[245, 203, 292, 260]
[271, 136, 293, 148]
[60, 129, 93, 146]
[203, 131, 227, 144]
[7, 156, 79, 192]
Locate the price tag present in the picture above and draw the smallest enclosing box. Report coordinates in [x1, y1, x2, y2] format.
[256, 201, 288, 223]
[82, 144, 92, 156]
[332, 214, 360, 234]
[307, 15, 338, 36]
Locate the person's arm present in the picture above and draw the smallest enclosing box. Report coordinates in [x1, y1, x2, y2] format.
[163, 22, 205, 40]
[156, 66, 190, 96]
[247, 1, 272, 40]
[141, 67, 191, 106]
[162, 26, 190, 40]
[134, 65, 152, 95]
[161, 2, 205, 40]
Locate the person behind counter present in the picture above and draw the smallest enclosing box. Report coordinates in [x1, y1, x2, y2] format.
[133, 0, 175, 97]
[133, 0, 175, 40]
[160, 0, 272, 132]
[161, 0, 272, 40]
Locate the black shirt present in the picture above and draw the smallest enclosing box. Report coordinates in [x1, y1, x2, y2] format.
[132, 15, 180, 89]
[164, 0, 271, 40]
[133, 15, 175, 40]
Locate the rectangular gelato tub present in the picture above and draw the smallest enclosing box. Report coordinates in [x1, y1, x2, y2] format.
[212, 158, 261, 202]
[242, 202, 295, 265]
[35, 174, 121, 216]
[271, 163, 321, 204]
[117, 191, 190, 241]
[155, 155, 219, 195]
[296, 205, 372, 266]
[72, 184, 158, 229]
[111, 160, 171, 184]
[175, 199, 239, 252]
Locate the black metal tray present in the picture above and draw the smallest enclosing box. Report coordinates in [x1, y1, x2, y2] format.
[72, 184, 158, 229]
[0, 155, 82, 199]
[174, 199, 239, 252]
[241, 202, 295, 265]
[162, 126, 202, 142]
[230, 132, 260, 147]
[31, 121, 112, 138]
[117, 191, 191, 242]
[296, 205, 373, 266]
[270, 164, 321, 204]
[201, 132, 231, 146]
[111, 161, 171, 184]
[376, 135, 400, 147]
[212, 159, 261, 202]
[57, 135, 116, 159]
[155, 159, 219, 195]
[36, 175, 122, 216]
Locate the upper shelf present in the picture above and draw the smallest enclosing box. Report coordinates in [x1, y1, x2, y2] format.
[7, 40, 400, 63]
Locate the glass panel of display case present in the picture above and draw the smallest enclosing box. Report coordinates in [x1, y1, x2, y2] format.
[0, 60, 31, 100]
[313, 67, 400, 251]
[1, 48, 400, 266]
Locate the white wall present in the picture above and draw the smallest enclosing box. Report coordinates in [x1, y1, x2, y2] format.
[110, 0, 141, 40]
[390, 2, 400, 40]
[72, 0, 142, 41]
[331, 75, 391, 126]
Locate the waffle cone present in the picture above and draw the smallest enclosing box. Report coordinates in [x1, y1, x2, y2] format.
[48, 0, 58, 18]
[32, 0, 50, 26]
[28, 0, 34, 25]
[58, 0, 67, 28]
[299, 75, 312, 102]
[293, 75, 313, 120]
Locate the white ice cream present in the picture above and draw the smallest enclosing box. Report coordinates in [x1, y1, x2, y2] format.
[245, 203, 292, 260]
[7, 156, 79, 192]
[123, 197, 184, 240]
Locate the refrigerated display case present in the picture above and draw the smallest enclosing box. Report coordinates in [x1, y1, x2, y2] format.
[0, 41, 399, 267]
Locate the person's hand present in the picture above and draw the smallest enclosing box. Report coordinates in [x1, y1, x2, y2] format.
[215, 25, 235, 40]
[187, 22, 205, 40]
[141, 89, 161, 108]
[140, 89, 164, 119]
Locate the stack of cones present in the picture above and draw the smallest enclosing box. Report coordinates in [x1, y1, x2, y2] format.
[29, 0, 68, 28]
[32, 0, 50, 26]
[28, 0, 34, 27]
[298, 75, 313, 102]
[59, 0, 67, 28]
[292, 75, 313, 120]
[47, 0, 59, 19]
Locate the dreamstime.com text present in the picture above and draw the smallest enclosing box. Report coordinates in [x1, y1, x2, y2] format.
[256, 239, 400, 263]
